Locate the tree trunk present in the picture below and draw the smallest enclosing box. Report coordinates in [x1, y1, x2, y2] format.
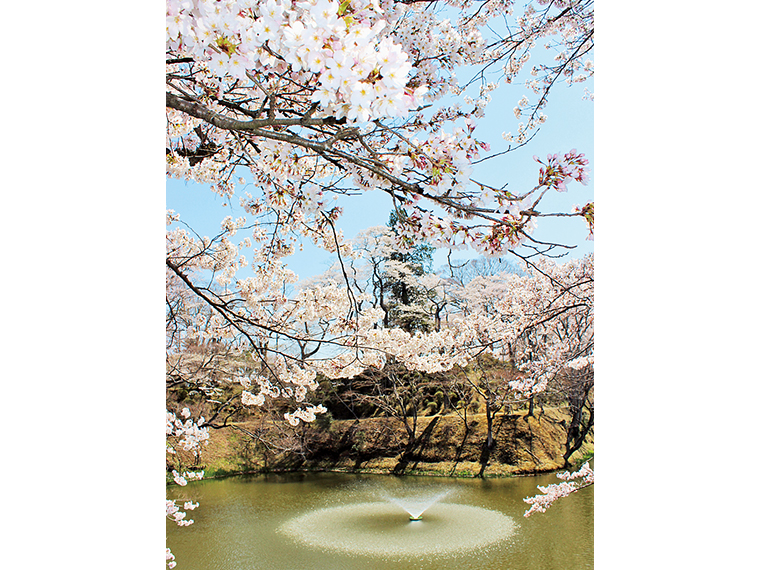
[562, 381, 593, 467]
[485, 403, 495, 450]
[478, 400, 496, 477]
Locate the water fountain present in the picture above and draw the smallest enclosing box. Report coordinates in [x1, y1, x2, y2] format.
[383, 489, 451, 521]
[279, 484, 517, 558]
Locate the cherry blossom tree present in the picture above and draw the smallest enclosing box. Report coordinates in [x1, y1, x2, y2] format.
[443, 273, 524, 473]
[510, 254, 593, 466]
[166, 0, 593, 564]
[166, 0, 593, 262]
[166, 0, 593, 414]
[431, 254, 592, 474]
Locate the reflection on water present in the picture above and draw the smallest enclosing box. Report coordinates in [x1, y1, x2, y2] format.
[167, 472, 593, 570]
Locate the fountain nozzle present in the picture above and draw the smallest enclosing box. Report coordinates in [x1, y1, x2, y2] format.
[409, 515, 423, 521]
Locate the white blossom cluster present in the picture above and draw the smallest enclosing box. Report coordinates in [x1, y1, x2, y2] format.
[166, 498, 200, 527]
[240, 361, 321, 408]
[167, 0, 427, 124]
[385, 4, 486, 101]
[284, 404, 329, 426]
[167, 547, 176, 569]
[523, 461, 594, 516]
[166, 408, 209, 454]
[567, 354, 594, 370]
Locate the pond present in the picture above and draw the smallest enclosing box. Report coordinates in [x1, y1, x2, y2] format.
[167, 470, 593, 570]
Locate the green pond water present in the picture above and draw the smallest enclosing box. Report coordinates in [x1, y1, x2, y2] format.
[167, 470, 593, 570]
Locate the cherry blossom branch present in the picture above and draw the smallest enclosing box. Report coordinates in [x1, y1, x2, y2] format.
[523, 461, 594, 516]
[167, 92, 348, 130]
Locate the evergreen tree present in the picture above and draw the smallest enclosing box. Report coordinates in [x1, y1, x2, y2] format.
[384, 211, 436, 332]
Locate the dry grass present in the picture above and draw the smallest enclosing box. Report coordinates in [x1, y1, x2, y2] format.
[170, 407, 593, 480]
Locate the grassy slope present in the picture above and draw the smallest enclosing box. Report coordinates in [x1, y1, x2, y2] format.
[174, 406, 594, 479]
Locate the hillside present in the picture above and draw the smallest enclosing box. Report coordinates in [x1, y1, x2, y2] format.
[170, 406, 594, 480]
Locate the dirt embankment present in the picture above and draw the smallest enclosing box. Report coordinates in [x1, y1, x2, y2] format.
[175, 406, 593, 479]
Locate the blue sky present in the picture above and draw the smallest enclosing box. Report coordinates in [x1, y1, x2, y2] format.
[167, 70, 593, 280]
